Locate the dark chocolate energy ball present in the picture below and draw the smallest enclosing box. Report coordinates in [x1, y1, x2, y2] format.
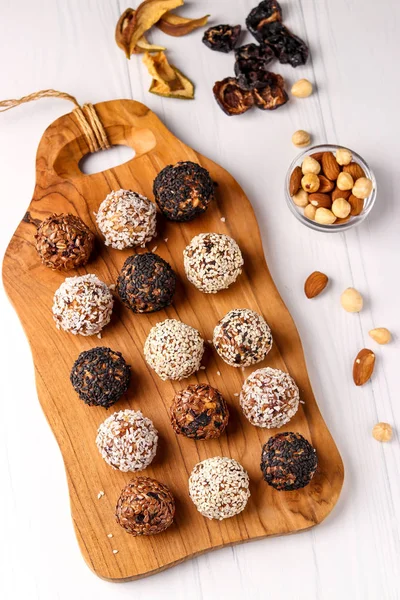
[170, 384, 229, 440]
[70, 347, 130, 408]
[153, 161, 215, 222]
[261, 432, 318, 491]
[117, 252, 176, 313]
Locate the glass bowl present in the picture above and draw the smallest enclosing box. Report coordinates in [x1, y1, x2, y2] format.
[285, 144, 376, 233]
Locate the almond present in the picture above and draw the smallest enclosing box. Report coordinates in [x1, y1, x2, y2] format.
[310, 151, 324, 162]
[289, 166, 302, 196]
[309, 193, 332, 208]
[348, 194, 364, 216]
[343, 161, 365, 180]
[334, 215, 352, 225]
[304, 271, 329, 298]
[322, 151, 341, 181]
[318, 175, 335, 193]
[353, 348, 375, 386]
[331, 187, 351, 201]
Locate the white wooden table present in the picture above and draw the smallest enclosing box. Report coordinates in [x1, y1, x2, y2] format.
[1, 1, 399, 598]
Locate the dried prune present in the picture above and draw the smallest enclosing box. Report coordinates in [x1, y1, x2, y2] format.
[246, 0, 282, 40]
[203, 24, 241, 53]
[234, 43, 275, 89]
[213, 78, 254, 116]
[253, 72, 288, 110]
[256, 21, 309, 67]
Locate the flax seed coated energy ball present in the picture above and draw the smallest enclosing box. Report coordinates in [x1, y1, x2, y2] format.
[213, 308, 273, 367]
[153, 161, 215, 222]
[115, 476, 175, 536]
[117, 252, 176, 313]
[170, 384, 229, 440]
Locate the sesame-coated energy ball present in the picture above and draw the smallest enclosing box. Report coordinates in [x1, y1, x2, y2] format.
[183, 233, 244, 293]
[213, 308, 273, 367]
[261, 432, 318, 491]
[95, 189, 157, 250]
[117, 252, 176, 313]
[240, 367, 299, 428]
[153, 161, 215, 222]
[170, 384, 229, 440]
[52, 274, 114, 336]
[115, 476, 175, 536]
[144, 319, 204, 381]
[189, 457, 250, 520]
[70, 347, 130, 408]
[96, 409, 158, 472]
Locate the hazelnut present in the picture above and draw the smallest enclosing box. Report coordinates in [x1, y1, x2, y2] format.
[369, 327, 392, 345]
[372, 422, 393, 442]
[292, 130, 311, 148]
[291, 79, 313, 98]
[302, 156, 321, 175]
[292, 189, 309, 207]
[337, 172, 354, 191]
[301, 173, 320, 193]
[340, 287, 363, 312]
[315, 207, 336, 225]
[352, 177, 373, 199]
[335, 148, 352, 166]
[332, 198, 351, 218]
[304, 204, 316, 220]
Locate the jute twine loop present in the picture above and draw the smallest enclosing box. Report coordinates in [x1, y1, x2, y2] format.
[0, 89, 110, 153]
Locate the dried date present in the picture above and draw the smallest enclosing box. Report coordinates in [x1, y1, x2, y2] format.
[234, 43, 275, 89]
[246, 0, 282, 40]
[213, 77, 254, 116]
[203, 24, 241, 53]
[253, 72, 288, 110]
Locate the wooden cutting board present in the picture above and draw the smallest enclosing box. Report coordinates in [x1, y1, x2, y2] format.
[2, 99, 344, 582]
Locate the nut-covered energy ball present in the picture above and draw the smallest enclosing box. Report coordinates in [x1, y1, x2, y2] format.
[183, 233, 243, 294]
[35, 213, 94, 271]
[261, 432, 318, 491]
[189, 457, 250, 520]
[70, 347, 130, 408]
[240, 367, 300, 428]
[213, 308, 273, 367]
[170, 384, 229, 440]
[52, 274, 114, 336]
[96, 409, 158, 471]
[117, 252, 176, 313]
[144, 319, 204, 381]
[153, 161, 215, 222]
[95, 189, 157, 249]
[115, 476, 175, 536]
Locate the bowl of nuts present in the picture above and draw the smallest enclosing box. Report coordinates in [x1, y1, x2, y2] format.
[285, 144, 376, 232]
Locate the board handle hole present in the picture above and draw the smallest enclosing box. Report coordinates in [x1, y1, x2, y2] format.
[79, 145, 135, 175]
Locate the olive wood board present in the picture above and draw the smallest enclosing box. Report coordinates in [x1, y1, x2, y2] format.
[2, 99, 344, 582]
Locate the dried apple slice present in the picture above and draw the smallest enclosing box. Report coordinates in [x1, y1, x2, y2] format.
[156, 12, 210, 37]
[116, 7, 169, 57]
[143, 52, 194, 99]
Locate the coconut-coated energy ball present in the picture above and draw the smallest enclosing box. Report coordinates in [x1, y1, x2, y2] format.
[213, 308, 273, 367]
[117, 252, 176, 313]
[153, 161, 215, 222]
[170, 384, 229, 440]
[183, 233, 244, 293]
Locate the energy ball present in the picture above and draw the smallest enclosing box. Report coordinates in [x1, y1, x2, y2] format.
[213, 308, 273, 367]
[261, 432, 318, 491]
[116, 476, 175, 536]
[153, 161, 215, 222]
[240, 367, 299, 428]
[170, 384, 229, 440]
[144, 319, 204, 381]
[189, 456, 250, 520]
[52, 274, 114, 336]
[96, 409, 158, 472]
[35, 213, 94, 271]
[117, 252, 176, 313]
[95, 189, 157, 249]
[183, 233, 244, 294]
[70, 347, 130, 408]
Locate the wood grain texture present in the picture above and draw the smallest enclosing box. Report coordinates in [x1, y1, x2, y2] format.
[2, 98, 343, 581]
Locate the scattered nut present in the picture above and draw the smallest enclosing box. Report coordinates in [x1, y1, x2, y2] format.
[348, 194, 364, 216]
[289, 166, 302, 196]
[353, 348, 375, 386]
[292, 130, 311, 147]
[315, 207, 336, 225]
[292, 189, 309, 207]
[335, 147, 352, 166]
[302, 156, 321, 175]
[369, 327, 392, 345]
[340, 287, 363, 312]
[352, 177, 373, 199]
[304, 204, 316, 220]
[301, 173, 320, 193]
[304, 271, 328, 298]
[309, 193, 332, 208]
[337, 172, 354, 191]
[291, 78, 313, 98]
[372, 422, 393, 442]
[332, 198, 351, 218]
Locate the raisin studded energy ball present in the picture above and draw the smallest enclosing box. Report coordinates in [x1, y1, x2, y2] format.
[189, 457, 250, 520]
[170, 384, 229, 440]
[144, 319, 204, 381]
[240, 367, 299, 428]
[213, 308, 273, 367]
[116, 476, 175, 536]
[52, 274, 114, 336]
[117, 252, 176, 313]
[70, 347, 130, 408]
[153, 161, 215, 222]
[183, 233, 243, 294]
[95, 189, 157, 250]
[35, 213, 95, 271]
[261, 432, 318, 491]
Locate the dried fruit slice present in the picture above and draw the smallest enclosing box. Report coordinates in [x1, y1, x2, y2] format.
[213, 77, 254, 116]
[157, 11, 210, 36]
[234, 43, 275, 89]
[143, 52, 194, 99]
[149, 69, 194, 99]
[253, 73, 288, 110]
[255, 21, 309, 67]
[246, 1, 282, 39]
[203, 24, 241, 53]
[116, 8, 167, 56]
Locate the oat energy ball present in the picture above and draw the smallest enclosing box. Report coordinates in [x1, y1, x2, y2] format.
[153, 161, 215, 222]
[115, 476, 175, 536]
[35, 213, 95, 271]
[183, 233, 243, 294]
[170, 384, 229, 440]
[189, 457, 250, 520]
[144, 319, 204, 381]
[96, 409, 158, 472]
[52, 274, 114, 336]
[240, 367, 299, 428]
[213, 308, 273, 367]
[261, 432, 318, 491]
[95, 189, 157, 249]
[70, 347, 130, 408]
[117, 252, 176, 313]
